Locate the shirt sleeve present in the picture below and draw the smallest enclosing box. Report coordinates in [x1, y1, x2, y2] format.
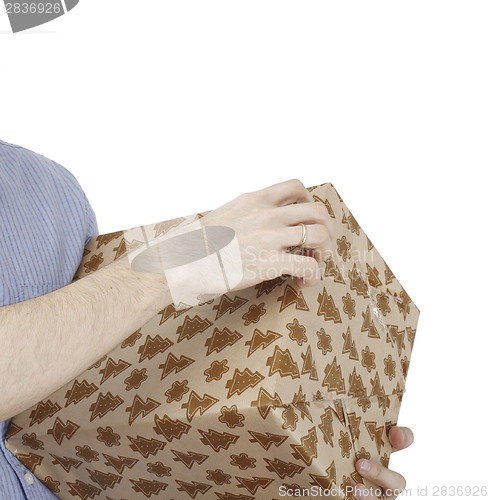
[84, 193, 99, 246]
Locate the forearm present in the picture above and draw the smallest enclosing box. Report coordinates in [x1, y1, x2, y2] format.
[0, 256, 171, 421]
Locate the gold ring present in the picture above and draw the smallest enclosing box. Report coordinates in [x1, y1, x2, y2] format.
[297, 223, 307, 247]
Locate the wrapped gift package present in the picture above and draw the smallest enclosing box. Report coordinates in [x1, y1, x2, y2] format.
[5, 182, 420, 500]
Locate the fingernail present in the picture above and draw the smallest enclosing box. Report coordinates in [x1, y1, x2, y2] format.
[397, 429, 405, 447]
[357, 459, 371, 472]
[354, 484, 371, 499]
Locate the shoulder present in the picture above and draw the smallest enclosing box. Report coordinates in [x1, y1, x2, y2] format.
[0, 138, 79, 187]
[0, 137, 97, 233]
[0, 139, 91, 219]
[0, 137, 97, 223]
[0, 140, 98, 302]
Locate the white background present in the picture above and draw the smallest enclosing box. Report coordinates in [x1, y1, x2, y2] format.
[1, 1, 488, 498]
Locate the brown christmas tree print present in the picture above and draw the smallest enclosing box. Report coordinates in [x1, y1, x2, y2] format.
[128, 435, 166, 458]
[198, 428, 240, 452]
[247, 430, 288, 451]
[5, 182, 420, 500]
[181, 391, 219, 422]
[266, 345, 300, 378]
[130, 478, 168, 497]
[86, 468, 122, 490]
[89, 393, 123, 421]
[213, 294, 249, 320]
[64, 380, 98, 406]
[317, 288, 342, 323]
[153, 414, 191, 442]
[235, 476, 274, 495]
[158, 352, 195, 380]
[50, 454, 82, 473]
[175, 479, 211, 498]
[47, 418, 80, 445]
[125, 395, 161, 425]
[290, 427, 318, 465]
[137, 335, 172, 362]
[277, 285, 309, 312]
[28, 400, 61, 427]
[244, 329, 282, 356]
[17, 452, 43, 472]
[176, 315, 213, 342]
[205, 327, 243, 355]
[322, 357, 346, 394]
[102, 454, 138, 474]
[225, 368, 264, 397]
[263, 458, 304, 479]
[170, 449, 208, 469]
[67, 479, 101, 499]
[99, 358, 131, 384]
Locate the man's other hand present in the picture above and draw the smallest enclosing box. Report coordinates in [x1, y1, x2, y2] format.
[353, 426, 414, 499]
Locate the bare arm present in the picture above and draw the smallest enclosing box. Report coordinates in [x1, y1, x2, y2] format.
[0, 179, 333, 422]
[0, 255, 170, 421]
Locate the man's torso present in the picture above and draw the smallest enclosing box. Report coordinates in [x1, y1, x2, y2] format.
[0, 138, 98, 499]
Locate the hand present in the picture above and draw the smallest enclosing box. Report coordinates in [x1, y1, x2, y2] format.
[198, 178, 334, 292]
[353, 426, 414, 499]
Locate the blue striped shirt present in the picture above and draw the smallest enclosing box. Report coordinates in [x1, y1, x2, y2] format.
[0, 139, 98, 499]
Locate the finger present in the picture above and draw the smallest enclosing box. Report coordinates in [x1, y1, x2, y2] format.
[253, 178, 314, 207]
[275, 251, 321, 285]
[295, 248, 320, 288]
[280, 224, 333, 262]
[355, 459, 407, 498]
[389, 426, 414, 452]
[272, 201, 332, 226]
